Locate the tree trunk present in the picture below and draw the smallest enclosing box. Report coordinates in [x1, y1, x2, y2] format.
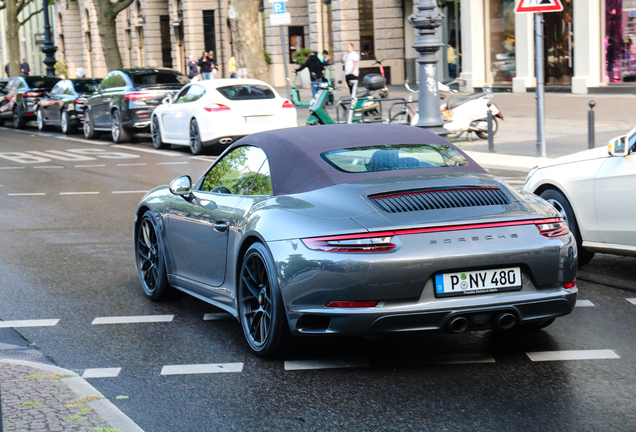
[234, 0, 268, 81]
[92, 0, 134, 71]
[5, 0, 22, 76]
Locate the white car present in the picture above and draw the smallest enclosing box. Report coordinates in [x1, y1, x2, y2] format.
[151, 79, 297, 154]
[523, 127, 636, 266]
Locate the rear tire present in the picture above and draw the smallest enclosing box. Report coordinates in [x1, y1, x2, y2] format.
[83, 110, 98, 139]
[0, 118, 5, 127]
[111, 109, 131, 143]
[13, 106, 26, 129]
[151, 115, 170, 149]
[60, 109, 72, 134]
[539, 188, 595, 267]
[36, 108, 46, 131]
[189, 118, 203, 155]
[476, 117, 498, 140]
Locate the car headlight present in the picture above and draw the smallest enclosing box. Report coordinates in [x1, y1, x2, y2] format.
[525, 165, 539, 185]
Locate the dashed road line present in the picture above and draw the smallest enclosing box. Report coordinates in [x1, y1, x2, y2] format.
[92, 315, 174, 325]
[190, 156, 217, 162]
[526, 349, 620, 362]
[7, 193, 46, 196]
[0, 166, 25, 170]
[0, 319, 59, 328]
[284, 359, 371, 371]
[33, 165, 64, 169]
[82, 368, 122, 379]
[111, 144, 182, 157]
[112, 190, 149, 194]
[56, 136, 111, 145]
[161, 363, 244, 375]
[60, 191, 100, 195]
[203, 313, 234, 321]
[627, 298, 636, 305]
[75, 164, 106, 168]
[575, 300, 596, 307]
[116, 163, 146, 166]
[156, 161, 188, 165]
[407, 354, 496, 366]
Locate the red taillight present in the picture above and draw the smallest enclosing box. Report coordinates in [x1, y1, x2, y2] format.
[282, 100, 294, 108]
[24, 91, 43, 98]
[563, 281, 576, 288]
[536, 218, 570, 238]
[302, 234, 396, 252]
[204, 103, 231, 112]
[326, 301, 379, 308]
[124, 92, 154, 100]
[74, 98, 84, 104]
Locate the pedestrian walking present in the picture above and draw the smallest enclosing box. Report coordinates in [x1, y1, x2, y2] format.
[296, 51, 324, 99]
[198, 52, 213, 80]
[319, 50, 331, 66]
[5, 63, 9, 76]
[188, 56, 199, 79]
[20, 59, 30, 76]
[341, 43, 359, 94]
[228, 56, 237, 78]
[208, 51, 218, 79]
[447, 44, 456, 79]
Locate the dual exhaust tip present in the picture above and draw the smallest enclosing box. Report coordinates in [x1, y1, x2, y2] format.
[446, 313, 516, 334]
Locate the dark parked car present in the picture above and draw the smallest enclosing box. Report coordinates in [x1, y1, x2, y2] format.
[37, 78, 101, 134]
[0, 76, 60, 128]
[83, 68, 189, 143]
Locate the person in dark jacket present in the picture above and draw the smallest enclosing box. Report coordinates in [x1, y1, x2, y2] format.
[20, 59, 30, 76]
[198, 52, 213, 80]
[295, 52, 325, 99]
[188, 56, 199, 79]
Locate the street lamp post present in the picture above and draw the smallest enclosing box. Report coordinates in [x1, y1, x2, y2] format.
[408, 0, 447, 136]
[41, 0, 57, 76]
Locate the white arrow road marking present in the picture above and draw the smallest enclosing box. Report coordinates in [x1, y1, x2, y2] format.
[82, 368, 122, 379]
[627, 298, 636, 305]
[526, 349, 620, 362]
[0, 319, 59, 328]
[160, 363, 244, 375]
[284, 359, 371, 371]
[575, 300, 596, 307]
[92, 315, 174, 325]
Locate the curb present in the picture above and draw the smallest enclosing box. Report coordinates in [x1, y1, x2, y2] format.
[0, 359, 144, 432]
[463, 150, 550, 172]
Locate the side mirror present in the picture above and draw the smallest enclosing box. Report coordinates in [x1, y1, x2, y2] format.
[162, 96, 172, 105]
[169, 175, 192, 196]
[608, 135, 629, 157]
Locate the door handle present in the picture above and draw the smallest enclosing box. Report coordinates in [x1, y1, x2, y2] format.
[213, 221, 228, 233]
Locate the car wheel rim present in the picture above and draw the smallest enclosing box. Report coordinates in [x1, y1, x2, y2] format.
[190, 121, 199, 152]
[152, 117, 160, 145]
[112, 113, 120, 141]
[546, 199, 568, 226]
[37, 110, 43, 129]
[61, 112, 67, 132]
[240, 253, 272, 348]
[83, 118, 90, 136]
[137, 218, 160, 295]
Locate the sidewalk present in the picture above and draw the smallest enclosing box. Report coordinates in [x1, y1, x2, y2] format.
[279, 84, 636, 171]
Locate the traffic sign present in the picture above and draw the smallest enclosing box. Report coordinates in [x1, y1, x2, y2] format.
[269, 12, 291, 26]
[272, 2, 286, 14]
[515, 0, 563, 13]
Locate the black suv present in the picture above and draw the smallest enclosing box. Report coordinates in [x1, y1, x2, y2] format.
[0, 76, 61, 128]
[37, 78, 101, 134]
[83, 68, 189, 143]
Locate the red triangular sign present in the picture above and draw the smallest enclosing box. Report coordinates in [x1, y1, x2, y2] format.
[515, 0, 564, 13]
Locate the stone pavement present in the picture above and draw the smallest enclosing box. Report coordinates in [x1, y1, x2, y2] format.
[0, 359, 144, 432]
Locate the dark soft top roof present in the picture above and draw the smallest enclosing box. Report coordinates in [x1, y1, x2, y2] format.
[232, 124, 487, 195]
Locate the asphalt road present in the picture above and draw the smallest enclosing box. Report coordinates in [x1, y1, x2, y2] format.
[1, 125, 635, 431]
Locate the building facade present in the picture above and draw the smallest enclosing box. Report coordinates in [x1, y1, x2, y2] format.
[50, 0, 632, 94]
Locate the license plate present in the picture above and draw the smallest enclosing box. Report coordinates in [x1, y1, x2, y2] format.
[441, 109, 452, 119]
[245, 116, 271, 124]
[435, 267, 521, 297]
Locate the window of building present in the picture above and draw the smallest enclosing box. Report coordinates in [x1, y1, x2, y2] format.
[488, 0, 516, 85]
[605, 0, 636, 83]
[160, 15, 173, 69]
[289, 26, 305, 63]
[203, 10, 217, 54]
[358, 0, 375, 60]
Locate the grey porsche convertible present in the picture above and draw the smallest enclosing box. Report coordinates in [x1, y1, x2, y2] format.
[134, 124, 578, 357]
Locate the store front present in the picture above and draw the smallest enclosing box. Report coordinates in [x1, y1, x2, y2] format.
[544, 0, 573, 85]
[487, 0, 516, 86]
[605, 0, 636, 82]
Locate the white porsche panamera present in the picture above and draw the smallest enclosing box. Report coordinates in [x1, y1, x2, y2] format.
[524, 126, 636, 266]
[150, 79, 297, 154]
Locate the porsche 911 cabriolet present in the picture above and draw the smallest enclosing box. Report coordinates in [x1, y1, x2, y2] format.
[134, 124, 577, 357]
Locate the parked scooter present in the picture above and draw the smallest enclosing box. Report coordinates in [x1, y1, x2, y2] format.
[410, 80, 504, 139]
[290, 67, 334, 107]
[374, 59, 390, 98]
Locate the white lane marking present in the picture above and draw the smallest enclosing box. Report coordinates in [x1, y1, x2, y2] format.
[156, 161, 188, 165]
[203, 313, 233, 321]
[161, 363, 244, 375]
[8, 193, 46, 196]
[112, 190, 149, 194]
[82, 368, 122, 379]
[0, 167, 26, 170]
[575, 300, 596, 307]
[407, 354, 496, 366]
[60, 191, 100, 195]
[75, 164, 106, 168]
[627, 298, 636, 305]
[0, 319, 59, 328]
[190, 156, 217, 162]
[33, 165, 64, 169]
[526, 349, 620, 362]
[57, 136, 111, 145]
[111, 144, 181, 157]
[92, 315, 174, 325]
[116, 163, 146, 166]
[284, 359, 371, 371]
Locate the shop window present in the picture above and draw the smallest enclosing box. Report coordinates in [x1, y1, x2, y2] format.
[289, 27, 304, 63]
[359, 0, 375, 60]
[606, 1, 636, 82]
[488, 0, 516, 85]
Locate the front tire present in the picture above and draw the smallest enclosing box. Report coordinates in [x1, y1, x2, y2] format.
[135, 210, 174, 301]
[13, 106, 26, 129]
[83, 110, 98, 139]
[539, 188, 595, 266]
[151, 115, 170, 149]
[111, 109, 131, 143]
[36, 108, 46, 131]
[189, 118, 203, 155]
[60, 109, 72, 134]
[238, 243, 290, 357]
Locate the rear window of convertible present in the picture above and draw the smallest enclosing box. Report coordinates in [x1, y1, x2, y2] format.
[321, 144, 469, 173]
[216, 85, 275, 101]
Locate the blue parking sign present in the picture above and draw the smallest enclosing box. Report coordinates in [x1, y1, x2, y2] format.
[273, 2, 285, 14]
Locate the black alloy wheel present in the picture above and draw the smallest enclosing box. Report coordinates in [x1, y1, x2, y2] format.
[238, 243, 289, 357]
[13, 106, 25, 129]
[189, 118, 203, 155]
[135, 211, 172, 300]
[60, 109, 71, 134]
[539, 188, 595, 266]
[111, 109, 131, 143]
[151, 116, 169, 149]
[83, 110, 98, 139]
[36, 108, 46, 131]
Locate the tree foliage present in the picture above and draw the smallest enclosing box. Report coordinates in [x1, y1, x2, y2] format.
[0, 0, 44, 76]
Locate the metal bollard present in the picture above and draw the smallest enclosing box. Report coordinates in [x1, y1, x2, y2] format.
[487, 101, 494, 152]
[588, 100, 596, 149]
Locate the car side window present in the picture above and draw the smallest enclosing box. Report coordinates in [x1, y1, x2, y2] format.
[65, 81, 75, 95]
[200, 146, 271, 196]
[112, 72, 127, 88]
[100, 73, 114, 90]
[172, 86, 191, 104]
[50, 82, 63, 96]
[7, 78, 19, 93]
[17, 79, 26, 89]
[181, 85, 206, 103]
